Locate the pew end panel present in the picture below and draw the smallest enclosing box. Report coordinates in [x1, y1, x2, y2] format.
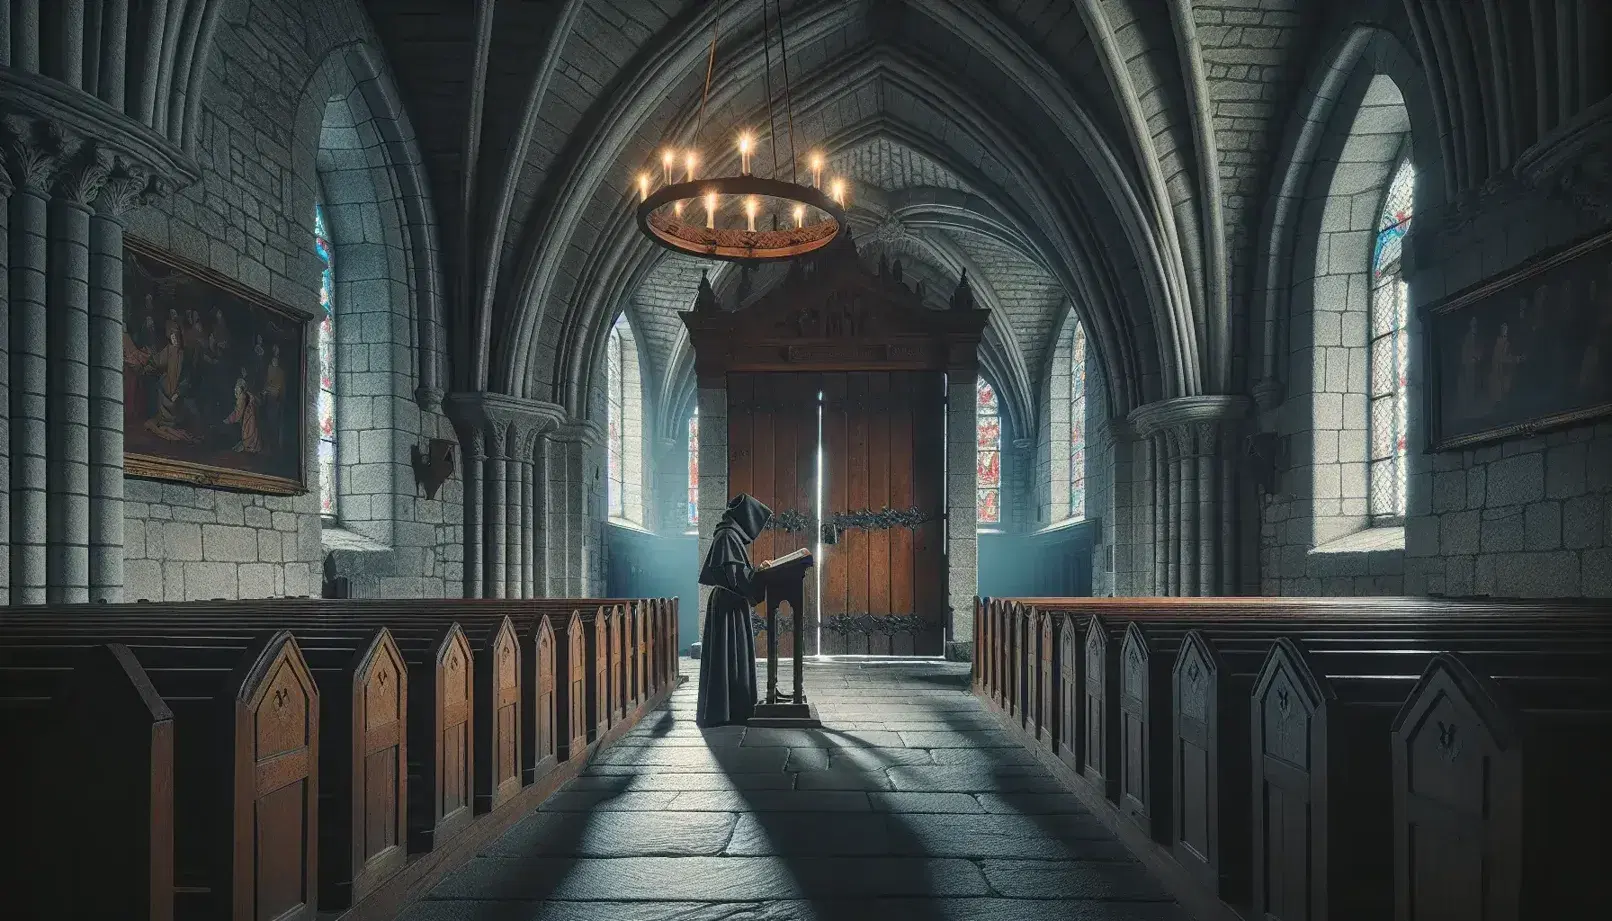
[322, 628, 408, 910]
[1119, 622, 1173, 846]
[1171, 629, 1252, 907]
[38, 643, 178, 921]
[528, 616, 560, 783]
[228, 631, 321, 921]
[1037, 611, 1056, 752]
[406, 624, 474, 855]
[1056, 611, 1082, 773]
[471, 617, 522, 814]
[1082, 615, 1120, 801]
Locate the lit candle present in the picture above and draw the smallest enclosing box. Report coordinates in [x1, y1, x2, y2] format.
[685, 151, 698, 182]
[705, 191, 717, 229]
[738, 132, 753, 175]
[673, 200, 684, 219]
[745, 196, 758, 232]
[662, 149, 675, 185]
[793, 204, 805, 228]
[830, 178, 846, 207]
[638, 172, 650, 202]
[810, 152, 824, 188]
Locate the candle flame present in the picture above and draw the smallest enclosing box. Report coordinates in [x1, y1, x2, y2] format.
[685, 151, 698, 181]
[830, 178, 846, 205]
[638, 173, 651, 201]
[793, 204, 805, 228]
[738, 132, 753, 154]
[811, 152, 824, 171]
[662, 149, 675, 168]
[705, 190, 718, 229]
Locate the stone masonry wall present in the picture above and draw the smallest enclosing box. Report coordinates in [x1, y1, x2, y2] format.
[120, 0, 461, 601]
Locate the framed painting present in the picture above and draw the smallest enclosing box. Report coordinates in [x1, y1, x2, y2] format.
[122, 236, 310, 493]
[1423, 227, 1612, 452]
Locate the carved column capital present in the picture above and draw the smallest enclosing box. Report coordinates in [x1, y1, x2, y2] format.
[94, 158, 155, 218]
[3, 114, 67, 194]
[1129, 395, 1250, 458]
[55, 145, 112, 208]
[445, 391, 569, 459]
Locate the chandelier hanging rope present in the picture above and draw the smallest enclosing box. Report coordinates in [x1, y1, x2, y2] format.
[634, 0, 849, 262]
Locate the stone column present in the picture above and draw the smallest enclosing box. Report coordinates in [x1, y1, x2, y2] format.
[944, 370, 977, 658]
[6, 118, 54, 604]
[694, 384, 727, 634]
[482, 418, 507, 598]
[1128, 396, 1249, 596]
[549, 419, 603, 596]
[45, 148, 107, 602]
[86, 161, 149, 603]
[503, 420, 524, 599]
[0, 161, 12, 604]
[519, 442, 534, 598]
[458, 428, 484, 597]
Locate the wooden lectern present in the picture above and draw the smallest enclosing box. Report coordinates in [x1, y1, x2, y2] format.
[749, 550, 821, 727]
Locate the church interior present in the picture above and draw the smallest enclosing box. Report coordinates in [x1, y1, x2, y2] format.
[1, 0, 1610, 919]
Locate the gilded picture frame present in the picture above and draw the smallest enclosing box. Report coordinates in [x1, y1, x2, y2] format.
[1422, 227, 1612, 452]
[122, 236, 310, 494]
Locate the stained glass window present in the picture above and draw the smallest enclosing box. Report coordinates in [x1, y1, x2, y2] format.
[1368, 158, 1414, 522]
[315, 202, 337, 519]
[607, 317, 625, 519]
[1068, 318, 1088, 520]
[687, 410, 700, 528]
[976, 376, 1001, 525]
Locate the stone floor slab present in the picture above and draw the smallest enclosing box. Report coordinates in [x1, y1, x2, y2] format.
[408, 659, 1189, 921]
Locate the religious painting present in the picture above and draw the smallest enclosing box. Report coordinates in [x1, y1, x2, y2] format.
[122, 237, 309, 493]
[1423, 228, 1612, 452]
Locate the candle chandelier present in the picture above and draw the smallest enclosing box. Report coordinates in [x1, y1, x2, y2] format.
[634, 0, 849, 263]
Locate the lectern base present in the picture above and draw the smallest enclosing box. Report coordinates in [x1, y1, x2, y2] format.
[747, 701, 823, 728]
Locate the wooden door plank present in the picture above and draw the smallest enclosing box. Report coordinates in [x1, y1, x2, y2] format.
[846, 372, 871, 655]
[868, 372, 892, 654]
[889, 372, 916, 656]
[821, 373, 848, 655]
[770, 374, 800, 660]
[794, 375, 820, 656]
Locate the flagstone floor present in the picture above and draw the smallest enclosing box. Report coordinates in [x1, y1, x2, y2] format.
[398, 659, 1189, 921]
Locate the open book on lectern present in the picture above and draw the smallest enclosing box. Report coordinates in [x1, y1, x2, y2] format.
[756, 547, 813, 571]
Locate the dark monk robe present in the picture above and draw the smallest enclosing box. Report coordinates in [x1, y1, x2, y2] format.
[695, 493, 771, 727]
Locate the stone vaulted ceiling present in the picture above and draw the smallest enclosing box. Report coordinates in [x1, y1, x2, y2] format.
[364, 0, 1325, 427]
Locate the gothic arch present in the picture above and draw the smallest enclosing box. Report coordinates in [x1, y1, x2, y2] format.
[292, 42, 446, 546]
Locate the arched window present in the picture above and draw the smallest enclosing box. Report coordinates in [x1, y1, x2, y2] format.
[605, 313, 644, 523]
[315, 201, 337, 519]
[977, 376, 1001, 525]
[607, 320, 626, 519]
[1067, 318, 1088, 520]
[1369, 158, 1414, 522]
[687, 409, 700, 528]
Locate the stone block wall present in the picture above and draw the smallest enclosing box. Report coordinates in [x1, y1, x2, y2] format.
[120, 0, 461, 602]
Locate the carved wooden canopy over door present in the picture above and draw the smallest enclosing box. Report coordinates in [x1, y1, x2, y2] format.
[820, 370, 946, 655]
[727, 372, 820, 657]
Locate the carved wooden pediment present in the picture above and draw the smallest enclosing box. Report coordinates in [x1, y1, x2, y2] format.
[680, 235, 988, 382]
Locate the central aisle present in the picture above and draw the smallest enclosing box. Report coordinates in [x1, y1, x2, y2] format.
[401, 660, 1188, 921]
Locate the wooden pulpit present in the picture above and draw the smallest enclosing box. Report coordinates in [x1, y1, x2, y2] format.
[749, 550, 821, 727]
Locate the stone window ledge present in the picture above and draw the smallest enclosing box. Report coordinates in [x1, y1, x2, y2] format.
[607, 518, 655, 535]
[1311, 526, 1405, 555]
[320, 525, 392, 554]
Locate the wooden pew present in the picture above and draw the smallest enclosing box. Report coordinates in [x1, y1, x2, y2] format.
[978, 596, 1612, 920]
[0, 643, 176, 921]
[2, 617, 412, 910]
[0, 630, 318, 921]
[1391, 652, 1612, 920]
